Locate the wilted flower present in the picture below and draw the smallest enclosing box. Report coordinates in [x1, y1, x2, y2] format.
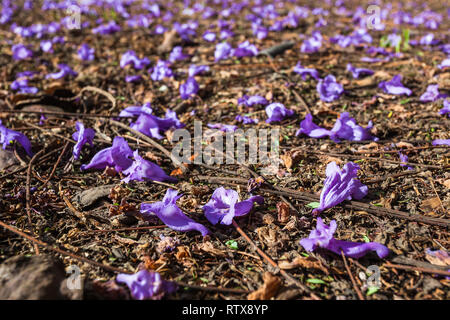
[72, 122, 95, 160]
[234, 41, 258, 58]
[169, 46, 189, 62]
[203, 31, 216, 42]
[346, 63, 374, 79]
[0, 120, 33, 157]
[92, 21, 121, 35]
[12, 44, 33, 60]
[316, 75, 343, 102]
[235, 115, 258, 124]
[207, 123, 237, 132]
[419, 33, 439, 46]
[130, 109, 184, 140]
[140, 189, 209, 236]
[119, 103, 153, 118]
[299, 218, 389, 259]
[329, 112, 378, 142]
[81, 136, 133, 172]
[120, 50, 150, 70]
[419, 84, 446, 102]
[214, 42, 233, 61]
[11, 78, 38, 94]
[116, 270, 177, 300]
[203, 187, 264, 225]
[439, 99, 450, 117]
[122, 150, 176, 183]
[295, 114, 332, 138]
[40, 40, 53, 53]
[238, 95, 268, 107]
[188, 65, 210, 77]
[301, 31, 322, 53]
[432, 139, 450, 146]
[150, 60, 173, 81]
[180, 77, 199, 99]
[438, 58, 450, 69]
[378, 75, 412, 96]
[293, 62, 319, 80]
[313, 162, 368, 214]
[125, 75, 142, 83]
[265, 103, 294, 123]
[398, 152, 413, 170]
[45, 64, 77, 80]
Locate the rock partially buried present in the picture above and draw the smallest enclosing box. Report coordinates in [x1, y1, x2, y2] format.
[73, 184, 116, 209]
[0, 255, 82, 300]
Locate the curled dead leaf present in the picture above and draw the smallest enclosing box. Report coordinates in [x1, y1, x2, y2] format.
[278, 256, 329, 274]
[276, 202, 291, 224]
[247, 272, 282, 300]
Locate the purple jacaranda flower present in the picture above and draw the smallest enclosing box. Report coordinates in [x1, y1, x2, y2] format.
[398, 152, 413, 170]
[120, 50, 150, 70]
[360, 56, 391, 63]
[188, 65, 210, 77]
[329, 112, 378, 143]
[432, 139, 450, 146]
[378, 75, 412, 96]
[251, 22, 267, 40]
[140, 189, 209, 236]
[80, 136, 133, 172]
[203, 187, 264, 225]
[77, 43, 94, 61]
[0, 120, 33, 157]
[39, 114, 46, 125]
[346, 63, 374, 79]
[293, 62, 319, 80]
[387, 33, 401, 48]
[92, 21, 121, 35]
[301, 31, 322, 53]
[116, 270, 177, 300]
[45, 64, 77, 80]
[234, 41, 258, 58]
[125, 75, 142, 83]
[313, 162, 368, 214]
[40, 40, 53, 53]
[169, 46, 189, 62]
[207, 123, 237, 132]
[154, 25, 167, 34]
[317, 75, 344, 102]
[180, 77, 199, 100]
[214, 42, 233, 62]
[72, 122, 95, 160]
[295, 114, 332, 138]
[439, 99, 450, 117]
[150, 60, 173, 81]
[119, 103, 153, 117]
[299, 218, 389, 259]
[438, 58, 450, 69]
[130, 110, 184, 140]
[265, 103, 294, 123]
[122, 150, 176, 184]
[235, 115, 258, 124]
[238, 95, 268, 107]
[11, 78, 38, 94]
[173, 21, 197, 42]
[419, 33, 439, 46]
[420, 84, 446, 102]
[203, 31, 216, 42]
[219, 29, 234, 40]
[12, 44, 33, 60]
[425, 248, 450, 268]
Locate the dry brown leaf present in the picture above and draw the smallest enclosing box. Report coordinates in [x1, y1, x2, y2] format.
[278, 256, 329, 274]
[276, 202, 291, 224]
[196, 241, 226, 257]
[247, 272, 282, 300]
[443, 179, 450, 189]
[396, 142, 414, 149]
[157, 29, 178, 53]
[420, 197, 441, 212]
[175, 246, 191, 260]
